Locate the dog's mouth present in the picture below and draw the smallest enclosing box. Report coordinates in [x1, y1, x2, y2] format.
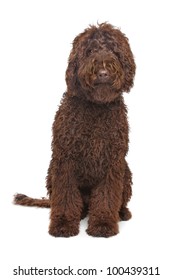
[92, 74, 123, 91]
[94, 80, 112, 86]
[94, 84, 111, 89]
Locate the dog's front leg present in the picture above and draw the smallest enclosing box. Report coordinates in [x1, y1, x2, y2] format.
[87, 166, 124, 237]
[49, 161, 83, 237]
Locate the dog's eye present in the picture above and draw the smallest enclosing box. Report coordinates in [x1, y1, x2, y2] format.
[86, 49, 95, 56]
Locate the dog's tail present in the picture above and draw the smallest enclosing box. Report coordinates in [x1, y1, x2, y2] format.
[13, 193, 50, 208]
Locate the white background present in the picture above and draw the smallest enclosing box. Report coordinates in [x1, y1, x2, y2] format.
[0, 0, 173, 279]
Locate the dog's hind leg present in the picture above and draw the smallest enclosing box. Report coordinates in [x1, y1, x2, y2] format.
[119, 161, 132, 221]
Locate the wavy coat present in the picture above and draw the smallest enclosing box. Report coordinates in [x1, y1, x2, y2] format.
[14, 23, 136, 237]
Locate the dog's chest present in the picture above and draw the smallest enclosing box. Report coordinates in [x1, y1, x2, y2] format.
[57, 100, 128, 181]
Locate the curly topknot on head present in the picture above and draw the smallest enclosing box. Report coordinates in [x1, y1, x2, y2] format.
[66, 23, 136, 104]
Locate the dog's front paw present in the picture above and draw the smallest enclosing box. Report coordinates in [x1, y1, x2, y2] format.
[86, 221, 119, 237]
[49, 219, 79, 237]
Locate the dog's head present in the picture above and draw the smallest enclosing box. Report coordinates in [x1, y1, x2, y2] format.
[66, 23, 136, 104]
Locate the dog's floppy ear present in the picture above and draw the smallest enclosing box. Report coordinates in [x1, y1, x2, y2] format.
[113, 29, 136, 93]
[65, 37, 80, 96]
[65, 52, 78, 95]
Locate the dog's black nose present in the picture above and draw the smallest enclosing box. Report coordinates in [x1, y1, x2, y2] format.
[98, 69, 109, 81]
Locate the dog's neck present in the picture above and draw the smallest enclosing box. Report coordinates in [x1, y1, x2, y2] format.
[66, 92, 126, 113]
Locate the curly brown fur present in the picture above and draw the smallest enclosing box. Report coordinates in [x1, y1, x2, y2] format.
[14, 23, 136, 237]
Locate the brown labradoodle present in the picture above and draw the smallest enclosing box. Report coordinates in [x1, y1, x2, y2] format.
[14, 23, 136, 237]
